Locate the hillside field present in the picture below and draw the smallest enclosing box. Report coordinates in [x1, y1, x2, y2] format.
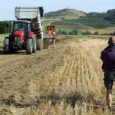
[48, 20, 115, 34]
[44, 8, 115, 35]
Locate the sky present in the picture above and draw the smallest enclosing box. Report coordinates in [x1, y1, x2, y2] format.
[0, 0, 115, 21]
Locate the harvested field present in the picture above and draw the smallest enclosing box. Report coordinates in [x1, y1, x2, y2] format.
[0, 36, 111, 115]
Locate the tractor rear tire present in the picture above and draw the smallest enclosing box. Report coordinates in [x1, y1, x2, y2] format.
[3, 46, 9, 54]
[26, 39, 33, 54]
[32, 37, 36, 53]
[3, 38, 9, 54]
[36, 39, 43, 50]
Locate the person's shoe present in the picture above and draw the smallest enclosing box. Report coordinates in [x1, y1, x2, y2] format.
[109, 107, 112, 113]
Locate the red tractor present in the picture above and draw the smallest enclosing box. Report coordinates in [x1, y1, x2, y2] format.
[3, 7, 44, 54]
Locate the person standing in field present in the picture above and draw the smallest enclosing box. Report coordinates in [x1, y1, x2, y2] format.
[50, 30, 56, 48]
[101, 36, 115, 112]
[46, 25, 56, 48]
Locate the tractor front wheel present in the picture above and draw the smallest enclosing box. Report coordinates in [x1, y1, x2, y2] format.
[26, 39, 33, 54]
[3, 38, 9, 54]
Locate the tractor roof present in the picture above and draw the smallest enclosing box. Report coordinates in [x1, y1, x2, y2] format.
[47, 24, 55, 27]
[13, 20, 31, 23]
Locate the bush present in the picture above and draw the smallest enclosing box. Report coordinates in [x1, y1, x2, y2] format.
[0, 21, 11, 34]
[58, 29, 67, 35]
[94, 31, 99, 35]
[83, 31, 92, 35]
[58, 29, 81, 35]
[69, 30, 79, 35]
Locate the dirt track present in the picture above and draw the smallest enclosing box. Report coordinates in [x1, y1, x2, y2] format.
[0, 38, 109, 115]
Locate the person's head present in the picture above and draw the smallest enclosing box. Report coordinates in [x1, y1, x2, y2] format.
[108, 36, 115, 45]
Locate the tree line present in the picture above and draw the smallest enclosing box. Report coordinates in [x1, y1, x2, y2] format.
[58, 29, 115, 35]
[0, 21, 11, 34]
[58, 29, 96, 35]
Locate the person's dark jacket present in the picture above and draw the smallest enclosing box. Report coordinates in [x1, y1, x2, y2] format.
[101, 45, 115, 71]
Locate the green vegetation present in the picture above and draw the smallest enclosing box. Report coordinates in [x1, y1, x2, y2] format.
[58, 29, 79, 35]
[1, 8, 115, 35]
[57, 29, 105, 35]
[0, 34, 8, 42]
[65, 18, 114, 29]
[0, 21, 11, 34]
[64, 15, 115, 29]
[105, 9, 115, 24]
[45, 8, 115, 30]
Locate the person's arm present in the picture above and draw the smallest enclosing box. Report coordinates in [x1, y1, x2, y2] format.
[52, 31, 56, 36]
[100, 51, 105, 71]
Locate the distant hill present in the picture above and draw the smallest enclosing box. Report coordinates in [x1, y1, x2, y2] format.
[45, 8, 87, 20]
[44, 8, 115, 30]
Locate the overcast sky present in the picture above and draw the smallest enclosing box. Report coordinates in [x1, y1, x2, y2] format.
[0, 0, 115, 20]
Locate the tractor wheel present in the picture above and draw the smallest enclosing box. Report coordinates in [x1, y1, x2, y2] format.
[36, 39, 43, 50]
[32, 36, 36, 53]
[26, 39, 33, 54]
[3, 38, 9, 54]
[3, 46, 9, 54]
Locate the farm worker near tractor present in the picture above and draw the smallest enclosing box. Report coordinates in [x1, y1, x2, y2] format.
[48, 29, 56, 47]
[101, 36, 115, 112]
[51, 31, 56, 48]
[46, 25, 56, 48]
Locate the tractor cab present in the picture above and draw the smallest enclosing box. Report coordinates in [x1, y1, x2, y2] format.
[45, 25, 56, 36]
[11, 20, 31, 39]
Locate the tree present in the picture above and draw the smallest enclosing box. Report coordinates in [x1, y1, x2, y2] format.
[61, 30, 67, 35]
[58, 29, 67, 35]
[94, 31, 99, 35]
[0, 21, 11, 34]
[83, 31, 92, 35]
[105, 9, 115, 24]
[72, 30, 78, 35]
[68, 30, 78, 35]
[58, 29, 62, 35]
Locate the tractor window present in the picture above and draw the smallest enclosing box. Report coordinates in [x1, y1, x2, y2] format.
[13, 23, 23, 31]
[47, 26, 55, 31]
[13, 22, 28, 32]
[28, 24, 31, 32]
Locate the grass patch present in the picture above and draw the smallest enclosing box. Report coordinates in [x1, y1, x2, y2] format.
[65, 17, 115, 29]
[0, 34, 7, 42]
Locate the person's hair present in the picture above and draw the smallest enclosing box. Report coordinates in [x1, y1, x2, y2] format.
[108, 37, 113, 45]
